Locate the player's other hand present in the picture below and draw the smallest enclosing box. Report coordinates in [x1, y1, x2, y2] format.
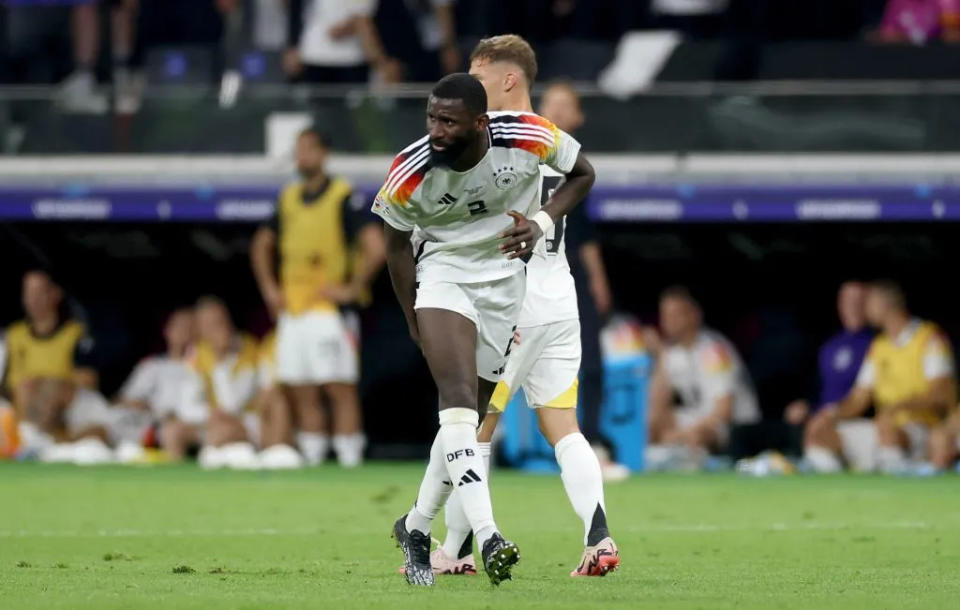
[263, 283, 286, 320]
[499, 211, 541, 260]
[784, 400, 810, 426]
[283, 48, 303, 77]
[405, 315, 421, 348]
[321, 283, 359, 305]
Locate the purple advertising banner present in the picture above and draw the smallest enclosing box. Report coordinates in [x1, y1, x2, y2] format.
[1, 183, 959, 222]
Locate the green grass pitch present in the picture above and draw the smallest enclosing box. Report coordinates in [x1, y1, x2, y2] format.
[2, 462, 959, 609]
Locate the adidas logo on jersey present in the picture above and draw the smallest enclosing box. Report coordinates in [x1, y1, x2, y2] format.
[438, 193, 457, 206]
[457, 469, 482, 487]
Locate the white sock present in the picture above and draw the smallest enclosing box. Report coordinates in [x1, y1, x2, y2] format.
[556, 432, 608, 546]
[804, 445, 843, 473]
[332, 433, 365, 468]
[405, 433, 452, 535]
[438, 409, 497, 548]
[296, 432, 329, 466]
[442, 441, 491, 559]
[877, 446, 908, 474]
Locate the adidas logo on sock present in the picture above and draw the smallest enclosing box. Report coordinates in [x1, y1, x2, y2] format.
[457, 469, 482, 487]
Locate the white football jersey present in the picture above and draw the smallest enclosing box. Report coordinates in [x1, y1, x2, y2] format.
[119, 355, 194, 419]
[372, 111, 581, 283]
[662, 329, 761, 425]
[517, 165, 579, 328]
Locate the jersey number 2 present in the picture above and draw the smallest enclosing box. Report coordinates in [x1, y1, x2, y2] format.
[468, 200, 488, 216]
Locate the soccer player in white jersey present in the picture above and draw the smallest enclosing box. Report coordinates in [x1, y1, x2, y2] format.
[373, 72, 595, 586]
[423, 35, 619, 579]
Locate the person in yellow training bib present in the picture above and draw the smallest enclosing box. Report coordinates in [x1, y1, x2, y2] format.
[805, 280, 957, 473]
[251, 128, 385, 468]
[2, 270, 107, 449]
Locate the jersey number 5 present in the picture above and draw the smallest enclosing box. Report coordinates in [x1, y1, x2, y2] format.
[541, 176, 564, 254]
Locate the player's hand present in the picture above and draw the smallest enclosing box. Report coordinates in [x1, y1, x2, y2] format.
[328, 19, 356, 40]
[376, 57, 405, 84]
[784, 400, 810, 426]
[498, 211, 541, 260]
[320, 283, 359, 305]
[282, 48, 303, 77]
[263, 283, 285, 320]
[406, 315, 421, 348]
[590, 275, 612, 317]
[440, 44, 461, 74]
[513, 329, 522, 345]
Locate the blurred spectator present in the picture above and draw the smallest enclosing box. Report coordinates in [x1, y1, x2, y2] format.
[2, 270, 108, 451]
[3, 0, 139, 112]
[785, 281, 874, 426]
[111, 308, 196, 445]
[537, 79, 624, 479]
[805, 281, 957, 473]
[251, 0, 288, 50]
[251, 127, 385, 467]
[285, 0, 400, 83]
[647, 286, 761, 466]
[168, 297, 261, 465]
[874, 0, 960, 44]
[375, 0, 460, 81]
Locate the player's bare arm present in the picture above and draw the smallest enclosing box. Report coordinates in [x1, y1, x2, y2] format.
[499, 151, 595, 259]
[250, 226, 284, 316]
[383, 224, 419, 345]
[832, 386, 872, 420]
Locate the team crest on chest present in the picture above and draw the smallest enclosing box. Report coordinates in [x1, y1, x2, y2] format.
[493, 166, 518, 190]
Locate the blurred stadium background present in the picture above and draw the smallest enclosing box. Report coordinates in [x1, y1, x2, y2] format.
[3, 1, 960, 607]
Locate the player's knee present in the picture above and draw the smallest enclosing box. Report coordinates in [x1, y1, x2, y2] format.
[160, 419, 186, 450]
[874, 415, 899, 445]
[537, 408, 580, 447]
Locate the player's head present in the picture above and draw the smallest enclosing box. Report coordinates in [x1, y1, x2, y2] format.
[659, 285, 703, 343]
[427, 73, 488, 166]
[865, 280, 908, 328]
[295, 128, 328, 179]
[539, 80, 583, 134]
[469, 34, 537, 110]
[195, 296, 234, 354]
[22, 269, 62, 321]
[164, 307, 196, 356]
[837, 281, 868, 332]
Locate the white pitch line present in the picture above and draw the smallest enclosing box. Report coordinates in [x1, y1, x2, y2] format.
[0, 521, 938, 539]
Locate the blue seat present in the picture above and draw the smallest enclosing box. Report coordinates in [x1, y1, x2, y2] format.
[500, 353, 651, 472]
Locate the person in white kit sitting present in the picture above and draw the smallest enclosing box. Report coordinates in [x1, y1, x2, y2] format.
[112, 308, 196, 451]
[648, 286, 761, 467]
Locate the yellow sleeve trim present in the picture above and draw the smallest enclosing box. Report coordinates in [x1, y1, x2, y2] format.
[488, 381, 512, 413]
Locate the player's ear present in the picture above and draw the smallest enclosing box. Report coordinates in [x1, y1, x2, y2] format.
[503, 71, 518, 92]
[476, 113, 489, 131]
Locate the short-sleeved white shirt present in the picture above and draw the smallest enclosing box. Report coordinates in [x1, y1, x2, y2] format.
[372, 111, 581, 284]
[119, 355, 194, 419]
[662, 329, 761, 424]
